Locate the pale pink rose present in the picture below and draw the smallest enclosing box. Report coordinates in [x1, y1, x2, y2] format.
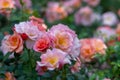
[36, 48, 70, 72]
[14, 19, 47, 49]
[15, 0, 32, 9]
[29, 16, 47, 31]
[0, 32, 23, 54]
[14, 21, 41, 40]
[33, 33, 51, 53]
[74, 6, 95, 26]
[83, 0, 100, 7]
[0, 0, 15, 9]
[49, 24, 80, 58]
[94, 26, 116, 41]
[62, 0, 81, 13]
[102, 12, 118, 26]
[79, 38, 107, 62]
[46, 2, 68, 23]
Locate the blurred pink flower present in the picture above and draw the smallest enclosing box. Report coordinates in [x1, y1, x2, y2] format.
[94, 26, 116, 41]
[0, 32, 23, 54]
[79, 38, 107, 62]
[62, 0, 81, 13]
[0, 0, 15, 9]
[83, 0, 100, 7]
[48, 24, 80, 58]
[46, 2, 68, 23]
[36, 48, 70, 72]
[74, 6, 97, 26]
[15, 0, 32, 9]
[102, 12, 118, 26]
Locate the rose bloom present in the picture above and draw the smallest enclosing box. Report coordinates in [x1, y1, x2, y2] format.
[29, 16, 47, 31]
[74, 6, 97, 26]
[102, 12, 118, 26]
[0, 32, 23, 54]
[83, 0, 100, 7]
[15, 0, 32, 9]
[33, 33, 51, 53]
[62, 0, 81, 13]
[5, 72, 16, 80]
[46, 2, 68, 23]
[94, 26, 116, 41]
[0, 0, 15, 9]
[79, 38, 107, 62]
[15, 21, 40, 40]
[14, 18, 47, 49]
[48, 24, 80, 58]
[36, 49, 70, 73]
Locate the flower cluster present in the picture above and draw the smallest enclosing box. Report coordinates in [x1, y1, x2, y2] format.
[0, 16, 108, 76]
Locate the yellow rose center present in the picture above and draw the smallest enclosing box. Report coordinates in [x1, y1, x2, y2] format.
[2, 1, 10, 8]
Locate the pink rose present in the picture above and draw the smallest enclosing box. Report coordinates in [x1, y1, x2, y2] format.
[79, 38, 107, 62]
[33, 33, 51, 53]
[49, 24, 80, 58]
[29, 16, 47, 31]
[0, 0, 15, 9]
[46, 2, 68, 23]
[74, 6, 95, 26]
[36, 48, 70, 72]
[0, 32, 23, 54]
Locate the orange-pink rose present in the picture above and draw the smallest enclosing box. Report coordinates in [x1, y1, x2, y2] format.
[33, 33, 50, 53]
[79, 38, 107, 62]
[0, 32, 23, 54]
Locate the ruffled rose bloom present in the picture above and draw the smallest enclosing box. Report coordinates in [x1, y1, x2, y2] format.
[15, 0, 32, 9]
[46, 2, 68, 23]
[74, 6, 97, 26]
[83, 0, 100, 7]
[5, 72, 16, 80]
[0, 0, 15, 17]
[33, 33, 51, 53]
[15, 21, 41, 40]
[0, 32, 23, 54]
[48, 24, 80, 58]
[102, 12, 118, 26]
[14, 19, 45, 49]
[94, 26, 116, 41]
[62, 0, 81, 13]
[0, 0, 15, 9]
[79, 38, 107, 62]
[36, 49, 70, 74]
[29, 16, 47, 31]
